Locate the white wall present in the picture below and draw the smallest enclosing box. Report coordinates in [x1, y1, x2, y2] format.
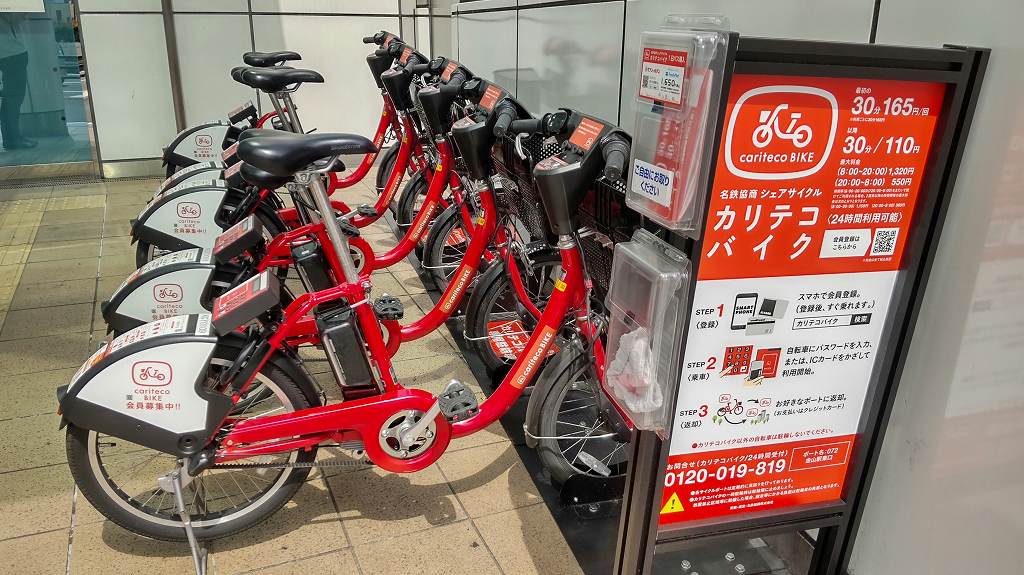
[455, 0, 876, 124]
[79, 11, 178, 162]
[77, 0, 419, 169]
[848, 1, 1024, 573]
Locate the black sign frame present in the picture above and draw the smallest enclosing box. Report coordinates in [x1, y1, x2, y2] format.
[613, 34, 989, 575]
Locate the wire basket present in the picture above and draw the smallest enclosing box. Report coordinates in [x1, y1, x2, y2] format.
[579, 178, 643, 302]
[490, 135, 642, 302]
[492, 134, 561, 241]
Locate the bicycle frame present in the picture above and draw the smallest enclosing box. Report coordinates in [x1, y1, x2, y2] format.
[213, 226, 587, 472]
[274, 97, 424, 229]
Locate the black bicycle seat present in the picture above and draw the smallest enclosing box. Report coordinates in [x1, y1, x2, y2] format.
[238, 132, 376, 176]
[243, 51, 301, 67]
[239, 67, 323, 92]
[240, 163, 291, 190]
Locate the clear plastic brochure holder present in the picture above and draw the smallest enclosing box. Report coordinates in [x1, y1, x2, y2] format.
[604, 229, 691, 438]
[625, 15, 729, 234]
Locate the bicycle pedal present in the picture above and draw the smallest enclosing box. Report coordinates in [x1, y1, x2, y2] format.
[438, 379, 479, 422]
[337, 218, 361, 238]
[356, 204, 378, 218]
[372, 293, 404, 320]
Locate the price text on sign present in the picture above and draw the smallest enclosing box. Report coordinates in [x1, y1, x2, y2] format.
[659, 75, 946, 527]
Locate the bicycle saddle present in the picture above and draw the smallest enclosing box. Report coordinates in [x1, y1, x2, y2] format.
[238, 132, 376, 176]
[243, 50, 301, 67]
[240, 163, 291, 190]
[239, 67, 323, 92]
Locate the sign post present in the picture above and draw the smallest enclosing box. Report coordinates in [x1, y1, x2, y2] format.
[615, 35, 988, 575]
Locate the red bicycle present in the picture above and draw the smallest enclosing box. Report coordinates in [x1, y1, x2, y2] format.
[58, 101, 631, 559]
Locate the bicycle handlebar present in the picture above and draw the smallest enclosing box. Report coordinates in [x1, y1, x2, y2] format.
[409, 62, 430, 75]
[503, 109, 570, 138]
[493, 103, 517, 137]
[601, 135, 630, 181]
[362, 36, 376, 44]
[507, 118, 543, 135]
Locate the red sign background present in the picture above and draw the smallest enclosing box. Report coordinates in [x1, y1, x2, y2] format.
[699, 75, 946, 281]
[660, 74, 947, 528]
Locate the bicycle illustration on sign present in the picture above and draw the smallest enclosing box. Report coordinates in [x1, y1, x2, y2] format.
[752, 104, 813, 148]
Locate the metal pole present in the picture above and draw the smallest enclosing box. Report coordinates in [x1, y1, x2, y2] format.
[160, 0, 186, 131]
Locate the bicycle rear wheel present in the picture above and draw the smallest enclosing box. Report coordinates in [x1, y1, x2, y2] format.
[66, 348, 319, 542]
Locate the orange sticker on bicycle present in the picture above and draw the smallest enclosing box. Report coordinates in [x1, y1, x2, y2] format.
[569, 118, 605, 151]
[509, 325, 557, 389]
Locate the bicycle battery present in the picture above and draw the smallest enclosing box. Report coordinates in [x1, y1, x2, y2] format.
[316, 304, 377, 399]
[213, 214, 263, 264]
[292, 241, 333, 292]
[211, 270, 281, 335]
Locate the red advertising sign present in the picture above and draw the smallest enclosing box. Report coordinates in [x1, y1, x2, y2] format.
[660, 74, 946, 526]
[700, 75, 946, 280]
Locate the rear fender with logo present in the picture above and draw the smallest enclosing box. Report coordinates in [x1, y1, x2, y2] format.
[57, 314, 231, 457]
[162, 122, 239, 170]
[101, 248, 219, 334]
[132, 180, 230, 252]
[155, 161, 224, 196]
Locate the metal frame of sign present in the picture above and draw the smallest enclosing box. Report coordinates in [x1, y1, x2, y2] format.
[613, 35, 989, 575]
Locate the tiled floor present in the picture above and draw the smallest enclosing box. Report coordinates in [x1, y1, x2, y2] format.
[0, 176, 584, 575]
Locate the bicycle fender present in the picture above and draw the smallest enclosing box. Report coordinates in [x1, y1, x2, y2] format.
[101, 248, 217, 335]
[156, 161, 223, 196]
[132, 181, 230, 252]
[162, 121, 237, 168]
[57, 315, 230, 457]
[523, 338, 586, 449]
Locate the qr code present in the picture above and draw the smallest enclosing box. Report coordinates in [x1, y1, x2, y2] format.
[871, 228, 899, 256]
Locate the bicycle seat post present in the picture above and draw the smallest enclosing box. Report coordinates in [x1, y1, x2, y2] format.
[267, 92, 298, 133]
[280, 91, 304, 133]
[301, 168, 360, 284]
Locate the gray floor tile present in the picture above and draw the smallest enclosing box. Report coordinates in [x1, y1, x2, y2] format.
[1, 303, 94, 340]
[19, 257, 99, 284]
[27, 239, 102, 263]
[34, 221, 102, 242]
[0, 331, 92, 375]
[11, 278, 96, 310]
[40, 207, 104, 226]
[0, 367, 76, 420]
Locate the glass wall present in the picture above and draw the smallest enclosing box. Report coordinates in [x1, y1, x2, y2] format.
[0, 1, 93, 170]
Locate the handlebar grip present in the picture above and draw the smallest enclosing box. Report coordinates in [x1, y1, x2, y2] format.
[363, 36, 376, 44]
[409, 63, 430, 75]
[446, 70, 468, 86]
[374, 48, 389, 58]
[602, 136, 630, 181]
[493, 105, 516, 137]
[508, 118, 543, 136]
[439, 82, 463, 98]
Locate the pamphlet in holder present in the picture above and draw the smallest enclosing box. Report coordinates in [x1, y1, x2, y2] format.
[625, 16, 729, 233]
[604, 229, 691, 437]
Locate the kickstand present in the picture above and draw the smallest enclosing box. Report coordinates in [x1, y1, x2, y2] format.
[159, 461, 208, 575]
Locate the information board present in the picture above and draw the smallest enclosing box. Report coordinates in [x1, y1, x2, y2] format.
[659, 74, 947, 525]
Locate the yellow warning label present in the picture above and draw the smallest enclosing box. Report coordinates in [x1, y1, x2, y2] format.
[475, 216, 486, 226]
[660, 492, 685, 514]
[554, 279, 567, 292]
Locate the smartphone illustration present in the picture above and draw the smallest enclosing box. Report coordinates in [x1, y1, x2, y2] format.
[731, 293, 758, 330]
